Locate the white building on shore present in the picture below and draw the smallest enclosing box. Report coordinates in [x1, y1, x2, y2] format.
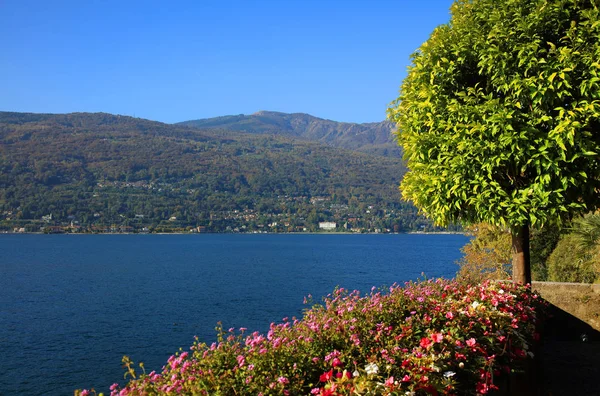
[318, 222, 337, 230]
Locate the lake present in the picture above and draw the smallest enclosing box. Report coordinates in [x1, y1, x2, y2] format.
[0, 233, 468, 395]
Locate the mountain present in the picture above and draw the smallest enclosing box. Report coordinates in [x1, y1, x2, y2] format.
[0, 111, 441, 233]
[177, 111, 402, 157]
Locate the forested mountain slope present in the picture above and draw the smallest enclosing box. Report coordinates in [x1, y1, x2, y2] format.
[178, 111, 401, 157]
[0, 111, 437, 232]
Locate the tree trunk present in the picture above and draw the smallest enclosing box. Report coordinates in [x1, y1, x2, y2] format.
[511, 223, 531, 284]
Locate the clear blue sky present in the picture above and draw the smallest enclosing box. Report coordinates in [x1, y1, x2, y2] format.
[0, 0, 454, 124]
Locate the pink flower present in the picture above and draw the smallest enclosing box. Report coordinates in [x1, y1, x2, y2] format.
[385, 376, 395, 387]
[432, 332, 443, 343]
[278, 376, 289, 384]
[332, 357, 343, 367]
[80, 390, 90, 396]
[110, 383, 119, 391]
[446, 311, 454, 319]
[401, 374, 411, 382]
[236, 355, 245, 367]
[466, 338, 477, 347]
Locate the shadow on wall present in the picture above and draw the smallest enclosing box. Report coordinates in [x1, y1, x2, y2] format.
[493, 281, 600, 395]
[542, 301, 600, 342]
[530, 282, 600, 396]
[532, 281, 600, 333]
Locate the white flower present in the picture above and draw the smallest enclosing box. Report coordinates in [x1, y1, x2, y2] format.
[498, 289, 505, 294]
[353, 370, 360, 378]
[405, 392, 416, 396]
[443, 371, 456, 378]
[471, 301, 480, 309]
[365, 363, 379, 375]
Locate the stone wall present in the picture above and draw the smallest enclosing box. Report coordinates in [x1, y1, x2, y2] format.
[532, 281, 600, 332]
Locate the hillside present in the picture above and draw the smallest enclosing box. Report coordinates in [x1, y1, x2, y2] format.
[177, 111, 402, 157]
[0, 111, 440, 233]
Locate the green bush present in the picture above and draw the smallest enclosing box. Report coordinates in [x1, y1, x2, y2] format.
[548, 234, 597, 283]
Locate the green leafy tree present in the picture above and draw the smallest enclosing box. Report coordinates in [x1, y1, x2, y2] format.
[388, 0, 600, 283]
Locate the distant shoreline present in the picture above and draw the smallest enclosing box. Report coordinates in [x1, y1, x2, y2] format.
[0, 231, 466, 236]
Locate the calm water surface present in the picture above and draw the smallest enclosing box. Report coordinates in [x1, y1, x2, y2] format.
[0, 234, 468, 395]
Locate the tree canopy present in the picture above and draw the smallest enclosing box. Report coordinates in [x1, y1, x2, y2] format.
[388, 0, 600, 282]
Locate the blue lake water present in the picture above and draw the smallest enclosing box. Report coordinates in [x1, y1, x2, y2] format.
[0, 233, 468, 395]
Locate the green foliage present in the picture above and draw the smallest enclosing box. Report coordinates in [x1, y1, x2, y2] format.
[457, 223, 512, 283]
[458, 222, 561, 282]
[570, 211, 600, 249]
[546, 212, 600, 282]
[388, 0, 600, 231]
[547, 233, 597, 283]
[530, 225, 562, 280]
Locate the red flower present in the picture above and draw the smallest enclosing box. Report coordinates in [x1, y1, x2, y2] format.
[420, 337, 432, 349]
[476, 382, 489, 394]
[513, 348, 526, 359]
[320, 388, 336, 396]
[320, 370, 334, 382]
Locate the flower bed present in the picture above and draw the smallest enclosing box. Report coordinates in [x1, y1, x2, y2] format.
[79, 279, 543, 395]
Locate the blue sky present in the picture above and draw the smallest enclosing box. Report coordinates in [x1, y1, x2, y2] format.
[0, 0, 454, 124]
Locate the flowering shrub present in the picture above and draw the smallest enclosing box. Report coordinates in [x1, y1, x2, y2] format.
[77, 279, 543, 395]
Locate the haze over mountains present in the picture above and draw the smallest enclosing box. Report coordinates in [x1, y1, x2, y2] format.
[178, 111, 401, 157]
[0, 111, 443, 233]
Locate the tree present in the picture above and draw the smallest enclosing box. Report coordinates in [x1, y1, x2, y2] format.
[457, 223, 512, 284]
[388, 0, 600, 283]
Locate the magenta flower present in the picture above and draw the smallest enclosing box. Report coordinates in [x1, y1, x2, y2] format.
[278, 376, 289, 384]
[332, 357, 343, 368]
